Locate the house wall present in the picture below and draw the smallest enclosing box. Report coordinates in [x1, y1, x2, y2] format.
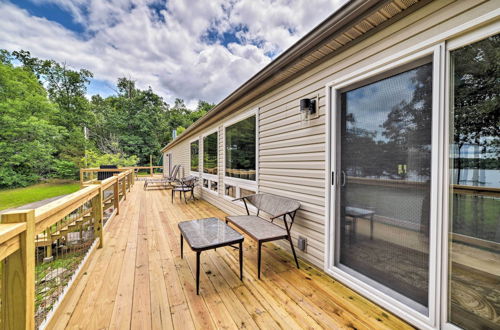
[163, 0, 497, 268]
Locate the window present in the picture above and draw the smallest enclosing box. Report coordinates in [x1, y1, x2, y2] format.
[203, 132, 218, 175]
[201, 131, 218, 194]
[190, 140, 199, 172]
[225, 115, 256, 180]
[223, 112, 258, 202]
[448, 34, 499, 330]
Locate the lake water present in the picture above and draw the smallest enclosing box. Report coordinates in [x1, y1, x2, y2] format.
[453, 169, 500, 188]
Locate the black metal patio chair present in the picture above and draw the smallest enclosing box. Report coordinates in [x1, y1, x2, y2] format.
[171, 175, 198, 203]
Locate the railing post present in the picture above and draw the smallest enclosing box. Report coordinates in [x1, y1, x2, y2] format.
[92, 187, 104, 248]
[113, 175, 120, 215]
[80, 169, 84, 187]
[1, 210, 35, 330]
[150, 155, 153, 176]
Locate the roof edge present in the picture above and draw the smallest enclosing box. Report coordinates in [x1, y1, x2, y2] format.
[161, 0, 386, 152]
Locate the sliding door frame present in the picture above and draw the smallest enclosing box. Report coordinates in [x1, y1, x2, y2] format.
[324, 12, 500, 330]
[325, 45, 443, 330]
[440, 21, 500, 330]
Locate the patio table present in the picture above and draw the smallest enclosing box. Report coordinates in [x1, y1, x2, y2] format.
[178, 217, 244, 295]
[345, 206, 376, 241]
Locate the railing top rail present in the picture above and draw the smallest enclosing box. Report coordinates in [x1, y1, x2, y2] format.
[99, 170, 130, 189]
[34, 184, 101, 234]
[0, 222, 26, 244]
[349, 176, 499, 194]
[81, 168, 125, 173]
[123, 166, 162, 169]
[81, 166, 162, 173]
[452, 184, 500, 193]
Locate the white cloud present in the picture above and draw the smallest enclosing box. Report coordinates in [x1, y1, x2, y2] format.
[0, 0, 347, 104]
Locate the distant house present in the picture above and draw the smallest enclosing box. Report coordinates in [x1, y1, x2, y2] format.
[161, 1, 500, 329]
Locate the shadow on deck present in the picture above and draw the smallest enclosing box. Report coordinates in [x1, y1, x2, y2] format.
[50, 183, 413, 329]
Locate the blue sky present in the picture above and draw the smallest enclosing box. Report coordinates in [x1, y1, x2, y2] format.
[0, 0, 347, 105]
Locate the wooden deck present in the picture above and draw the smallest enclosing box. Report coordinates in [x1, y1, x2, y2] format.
[49, 183, 413, 330]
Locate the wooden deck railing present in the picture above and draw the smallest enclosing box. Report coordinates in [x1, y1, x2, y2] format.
[0, 169, 135, 329]
[80, 166, 162, 185]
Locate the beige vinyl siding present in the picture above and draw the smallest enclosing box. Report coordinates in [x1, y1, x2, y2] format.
[170, 138, 191, 179]
[163, 0, 496, 268]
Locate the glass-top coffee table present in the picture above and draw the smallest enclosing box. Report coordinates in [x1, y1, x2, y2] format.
[178, 217, 244, 295]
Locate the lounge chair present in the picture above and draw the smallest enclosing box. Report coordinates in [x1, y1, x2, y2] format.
[144, 164, 180, 190]
[225, 194, 301, 279]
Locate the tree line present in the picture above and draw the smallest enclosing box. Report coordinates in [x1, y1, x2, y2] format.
[0, 50, 213, 188]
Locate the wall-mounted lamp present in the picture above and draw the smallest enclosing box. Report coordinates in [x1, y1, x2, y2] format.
[299, 97, 319, 125]
[300, 98, 316, 115]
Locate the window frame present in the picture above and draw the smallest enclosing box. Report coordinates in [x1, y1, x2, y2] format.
[189, 137, 200, 175]
[324, 15, 500, 330]
[441, 24, 500, 330]
[222, 109, 259, 204]
[201, 128, 219, 195]
[325, 45, 442, 330]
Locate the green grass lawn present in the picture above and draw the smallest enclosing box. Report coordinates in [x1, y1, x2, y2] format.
[0, 181, 80, 211]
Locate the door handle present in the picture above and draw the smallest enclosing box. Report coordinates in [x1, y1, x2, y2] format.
[341, 171, 346, 187]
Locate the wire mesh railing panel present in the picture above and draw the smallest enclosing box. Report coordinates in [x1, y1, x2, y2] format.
[34, 200, 96, 329]
[102, 186, 115, 226]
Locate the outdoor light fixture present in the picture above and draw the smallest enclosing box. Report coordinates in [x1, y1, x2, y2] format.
[300, 98, 316, 115]
[300, 96, 319, 125]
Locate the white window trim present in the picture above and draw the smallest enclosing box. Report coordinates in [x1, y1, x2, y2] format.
[189, 137, 200, 175]
[201, 176, 219, 195]
[324, 14, 500, 330]
[222, 108, 259, 208]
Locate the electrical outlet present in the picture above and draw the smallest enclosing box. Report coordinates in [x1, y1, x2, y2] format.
[297, 236, 307, 251]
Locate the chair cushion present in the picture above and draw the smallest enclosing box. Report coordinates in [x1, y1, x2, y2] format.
[225, 215, 288, 241]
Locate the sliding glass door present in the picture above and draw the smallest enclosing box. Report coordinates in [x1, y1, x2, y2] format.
[335, 59, 434, 314]
[447, 34, 499, 330]
[328, 24, 498, 329]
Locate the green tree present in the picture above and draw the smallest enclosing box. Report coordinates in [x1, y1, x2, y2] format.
[11, 50, 94, 167]
[0, 62, 65, 187]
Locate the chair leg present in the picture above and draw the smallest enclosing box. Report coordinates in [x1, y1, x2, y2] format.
[288, 236, 300, 269]
[196, 251, 201, 295]
[171, 189, 174, 203]
[180, 234, 183, 258]
[183, 191, 187, 204]
[257, 241, 262, 279]
[239, 241, 243, 281]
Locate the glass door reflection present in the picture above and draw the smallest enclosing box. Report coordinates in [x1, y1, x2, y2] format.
[337, 61, 433, 313]
[448, 34, 500, 330]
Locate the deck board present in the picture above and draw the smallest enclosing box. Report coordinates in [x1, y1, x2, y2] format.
[50, 183, 414, 329]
